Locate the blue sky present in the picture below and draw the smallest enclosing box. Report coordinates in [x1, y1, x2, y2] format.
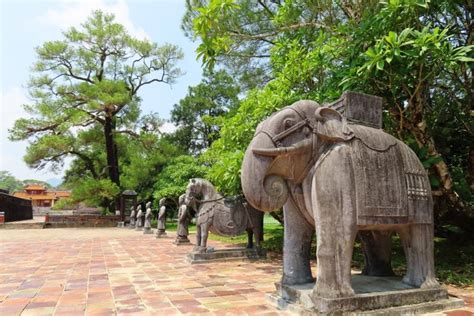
[0, 0, 203, 182]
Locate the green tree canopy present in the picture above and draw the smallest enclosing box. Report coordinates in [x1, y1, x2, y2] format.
[153, 155, 208, 207]
[9, 10, 184, 205]
[186, 0, 473, 231]
[168, 70, 240, 155]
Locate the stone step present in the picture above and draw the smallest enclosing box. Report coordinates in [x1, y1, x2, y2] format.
[0, 222, 44, 229]
[187, 247, 266, 264]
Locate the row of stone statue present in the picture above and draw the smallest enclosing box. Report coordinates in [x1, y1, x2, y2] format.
[128, 196, 191, 244]
[125, 178, 264, 254]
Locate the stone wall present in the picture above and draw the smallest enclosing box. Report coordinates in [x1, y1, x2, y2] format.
[45, 214, 121, 228]
[0, 193, 33, 222]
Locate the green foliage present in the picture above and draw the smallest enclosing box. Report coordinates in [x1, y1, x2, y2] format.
[120, 137, 182, 202]
[0, 171, 24, 193]
[187, 0, 474, 218]
[0, 171, 54, 193]
[153, 155, 208, 205]
[71, 178, 120, 209]
[168, 70, 240, 154]
[51, 198, 75, 210]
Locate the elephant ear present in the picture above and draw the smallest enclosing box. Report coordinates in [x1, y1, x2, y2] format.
[314, 107, 353, 142]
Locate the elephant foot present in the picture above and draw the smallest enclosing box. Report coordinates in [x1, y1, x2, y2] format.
[421, 277, 440, 289]
[282, 274, 314, 286]
[340, 283, 355, 297]
[402, 274, 439, 288]
[192, 246, 207, 254]
[313, 281, 355, 298]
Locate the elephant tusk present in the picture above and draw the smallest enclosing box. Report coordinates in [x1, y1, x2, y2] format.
[252, 139, 312, 157]
[252, 147, 290, 156]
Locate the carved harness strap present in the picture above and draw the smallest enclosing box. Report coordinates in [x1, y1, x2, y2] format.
[256, 107, 312, 148]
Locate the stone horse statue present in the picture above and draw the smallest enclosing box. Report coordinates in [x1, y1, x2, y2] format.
[184, 178, 264, 253]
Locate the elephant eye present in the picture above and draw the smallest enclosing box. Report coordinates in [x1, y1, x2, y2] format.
[284, 119, 294, 129]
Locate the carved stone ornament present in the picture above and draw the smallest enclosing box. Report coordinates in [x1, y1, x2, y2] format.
[184, 178, 264, 254]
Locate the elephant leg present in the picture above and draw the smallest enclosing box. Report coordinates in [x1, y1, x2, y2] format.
[281, 195, 314, 286]
[313, 145, 357, 298]
[246, 229, 254, 249]
[398, 225, 439, 288]
[359, 231, 394, 276]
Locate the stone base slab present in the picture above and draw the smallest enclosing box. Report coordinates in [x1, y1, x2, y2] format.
[174, 238, 191, 245]
[143, 228, 153, 234]
[135, 226, 143, 231]
[268, 275, 464, 315]
[117, 222, 125, 228]
[186, 247, 266, 264]
[156, 230, 167, 238]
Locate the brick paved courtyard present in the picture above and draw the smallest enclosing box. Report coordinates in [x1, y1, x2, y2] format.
[0, 228, 472, 315]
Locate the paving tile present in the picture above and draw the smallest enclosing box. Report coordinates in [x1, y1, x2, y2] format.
[1, 228, 473, 316]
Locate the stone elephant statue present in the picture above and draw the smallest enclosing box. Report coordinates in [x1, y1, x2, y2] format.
[241, 99, 439, 299]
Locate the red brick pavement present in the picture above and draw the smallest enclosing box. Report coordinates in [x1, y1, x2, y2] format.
[0, 228, 472, 315]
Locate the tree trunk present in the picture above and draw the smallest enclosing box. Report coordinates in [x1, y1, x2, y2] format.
[104, 116, 120, 212]
[408, 122, 464, 211]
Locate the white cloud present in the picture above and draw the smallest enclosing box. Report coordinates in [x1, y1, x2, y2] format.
[160, 122, 177, 134]
[38, 0, 149, 40]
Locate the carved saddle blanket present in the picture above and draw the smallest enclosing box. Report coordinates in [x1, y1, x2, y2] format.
[347, 124, 432, 225]
[197, 196, 249, 236]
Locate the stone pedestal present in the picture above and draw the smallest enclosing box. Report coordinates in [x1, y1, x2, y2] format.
[156, 229, 167, 238]
[268, 275, 464, 315]
[174, 237, 191, 245]
[116, 221, 125, 228]
[186, 247, 266, 264]
[135, 226, 143, 231]
[129, 224, 135, 229]
[143, 228, 153, 234]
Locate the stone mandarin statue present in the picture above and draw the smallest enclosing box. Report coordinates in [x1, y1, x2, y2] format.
[135, 205, 143, 231]
[143, 201, 153, 234]
[241, 92, 439, 301]
[156, 198, 167, 237]
[175, 194, 191, 244]
[129, 205, 136, 229]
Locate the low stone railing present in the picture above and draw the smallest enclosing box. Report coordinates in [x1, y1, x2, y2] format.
[44, 214, 121, 228]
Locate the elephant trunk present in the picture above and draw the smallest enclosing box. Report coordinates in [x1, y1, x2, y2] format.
[241, 134, 289, 212]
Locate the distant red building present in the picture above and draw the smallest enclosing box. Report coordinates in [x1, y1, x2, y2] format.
[12, 184, 71, 208]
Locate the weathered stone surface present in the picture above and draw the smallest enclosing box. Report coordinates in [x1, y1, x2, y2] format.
[135, 205, 143, 230]
[175, 194, 191, 244]
[326, 91, 383, 128]
[241, 92, 441, 311]
[186, 247, 266, 264]
[156, 198, 167, 237]
[173, 237, 191, 245]
[184, 178, 264, 253]
[129, 206, 136, 229]
[268, 275, 463, 315]
[143, 201, 153, 234]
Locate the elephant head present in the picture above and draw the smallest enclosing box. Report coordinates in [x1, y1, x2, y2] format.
[241, 100, 353, 212]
